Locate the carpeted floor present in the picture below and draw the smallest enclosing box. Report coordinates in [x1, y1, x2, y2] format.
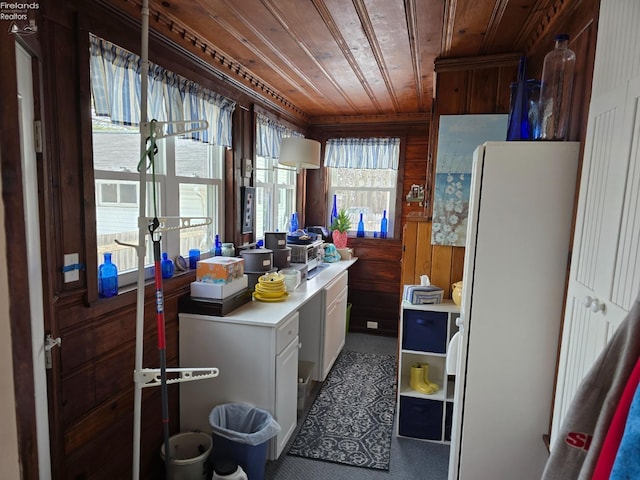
[265, 333, 450, 480]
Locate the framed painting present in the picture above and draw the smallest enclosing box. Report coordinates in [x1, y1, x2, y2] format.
[431, 114, 508, 247]
[241, 186, 255, 234]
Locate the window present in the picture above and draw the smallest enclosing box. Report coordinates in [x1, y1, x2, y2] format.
[92, 116, 226, 284]
[254, 113, 302, 239]
[90, 34, 233, 286]
[254, 154, 297, 239]
[325, 137, 400, 237]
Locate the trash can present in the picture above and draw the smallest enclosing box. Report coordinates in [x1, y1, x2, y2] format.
[159, 431, 212, 480]
[209, 403, 280, 480]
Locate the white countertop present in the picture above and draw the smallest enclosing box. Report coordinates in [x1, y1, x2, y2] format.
[180, 258, 357, 327]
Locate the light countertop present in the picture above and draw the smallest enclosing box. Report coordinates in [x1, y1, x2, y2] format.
[180, 258, 357, 327]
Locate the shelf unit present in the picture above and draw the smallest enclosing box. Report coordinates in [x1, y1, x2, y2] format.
[396, 299, 460, 443]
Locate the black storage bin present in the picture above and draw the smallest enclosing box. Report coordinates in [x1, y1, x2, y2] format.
[398, 397, 443, 440]
[401, 310, 448, 353]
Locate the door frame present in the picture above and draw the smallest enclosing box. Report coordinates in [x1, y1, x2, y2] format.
[0, 32, 51, 480]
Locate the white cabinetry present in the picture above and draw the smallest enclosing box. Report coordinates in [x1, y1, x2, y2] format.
[321, 271, 348, 379]
[551, 0, 640, 444]
[298, 270, 348, 382]
[179, 311, 299, 460]
[396, 301, 459, 443]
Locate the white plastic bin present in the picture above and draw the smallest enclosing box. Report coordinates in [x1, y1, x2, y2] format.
[159, 431, 212, 480]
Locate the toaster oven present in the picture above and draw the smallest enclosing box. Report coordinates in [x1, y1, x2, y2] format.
[288, 239, 323, 271]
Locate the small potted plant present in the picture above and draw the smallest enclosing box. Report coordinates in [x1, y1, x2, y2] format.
[331, 207, 351, 249]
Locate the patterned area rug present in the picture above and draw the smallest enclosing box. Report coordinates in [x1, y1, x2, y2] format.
[288, 350, 397, 470]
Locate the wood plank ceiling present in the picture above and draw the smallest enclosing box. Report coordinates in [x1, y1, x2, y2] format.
[109, 0, 578, 124]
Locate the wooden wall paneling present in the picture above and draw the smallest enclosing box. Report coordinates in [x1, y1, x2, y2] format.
[415, 221, 433, 284]
[400, 221, 418, 287]
[347, 238, 403, 336]
[430, 245, 454, 298]
[451, 246, 466, 286]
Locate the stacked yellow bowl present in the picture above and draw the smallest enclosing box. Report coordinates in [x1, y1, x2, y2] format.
[253, 272, 288, 302]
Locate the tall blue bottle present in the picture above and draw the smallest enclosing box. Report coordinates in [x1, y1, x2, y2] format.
[506, 56, 530, 141]
[380, 210, 388, 239]
[330, 195, 338, 229]
[98, 252, 118, 298]
[290, 212, 299, 233]
[214, 234, 222, 256]
[357, 213, 365, 238]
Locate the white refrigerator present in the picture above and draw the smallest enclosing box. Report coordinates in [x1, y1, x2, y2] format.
[448, 141, 580, 480]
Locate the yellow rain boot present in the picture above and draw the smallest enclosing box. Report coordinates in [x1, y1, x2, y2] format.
[410, 364, 438, 394]
[419, 362, 440, 393]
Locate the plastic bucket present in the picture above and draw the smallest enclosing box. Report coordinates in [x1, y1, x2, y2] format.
[160, 431, 212, 480]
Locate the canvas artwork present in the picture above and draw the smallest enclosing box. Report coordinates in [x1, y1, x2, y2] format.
[431, 114, 508, 247]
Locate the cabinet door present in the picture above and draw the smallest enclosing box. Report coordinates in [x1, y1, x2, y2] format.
[274, 337, 299, 459]
[322, 297, 339, 379]
[551, 6, 640, 443]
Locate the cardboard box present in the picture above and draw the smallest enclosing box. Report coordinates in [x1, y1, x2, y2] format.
[191, 275, 248, 300]
[196, 256, 244, 284]
[403, 284, 444, 305]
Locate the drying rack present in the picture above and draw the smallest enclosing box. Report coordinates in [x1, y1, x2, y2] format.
[121, 2, 219, 478]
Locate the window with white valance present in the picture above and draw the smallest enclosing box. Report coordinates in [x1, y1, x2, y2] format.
[89, 34, 229, 286]
[324, 137, 400, 237]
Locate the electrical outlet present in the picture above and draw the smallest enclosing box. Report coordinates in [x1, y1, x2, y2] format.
[64, 253, 79, 283]
[366, 321, 378, 329]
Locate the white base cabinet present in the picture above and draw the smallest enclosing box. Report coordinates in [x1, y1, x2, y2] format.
[396, 300, 459, 443]
[298, 270, 348, 381]
[179, 311, 299, 460]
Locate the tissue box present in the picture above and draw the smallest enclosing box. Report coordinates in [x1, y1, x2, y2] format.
[403, 285, 444, 305]
[191, 275, 248, 299]
[196, 256, 244, 284]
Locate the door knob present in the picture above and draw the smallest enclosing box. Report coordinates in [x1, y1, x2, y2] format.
[590, 299, 605, 313]
[583, 296, 593, 308]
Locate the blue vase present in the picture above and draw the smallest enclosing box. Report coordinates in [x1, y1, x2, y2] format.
[330, 195, 338, 229]
[357, 213, 365, 238]
[290, 212, 299, 233]
[380, 210, 388, 239]
[98, 252, 118, 298]
[161, 252, 174, 279]
[506, 56, 531, 141]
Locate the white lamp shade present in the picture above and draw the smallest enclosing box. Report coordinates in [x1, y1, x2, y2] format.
[279, 137, 321, 169]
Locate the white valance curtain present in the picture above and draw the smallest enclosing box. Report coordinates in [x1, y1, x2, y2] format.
[324, 137, 400, 169]
[255, 113, 303, 160]
[89, 34, 236, 147]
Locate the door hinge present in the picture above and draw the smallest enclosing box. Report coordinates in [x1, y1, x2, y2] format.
[33, 120, 42, 153]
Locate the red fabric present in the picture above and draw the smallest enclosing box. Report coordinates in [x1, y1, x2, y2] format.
[591, 355, 640, 480]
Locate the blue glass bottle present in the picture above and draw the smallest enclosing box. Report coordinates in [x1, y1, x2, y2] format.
[357, 213, 365, 238]
[380, 210, 388, 239]
[98, 252, 118, 298]
[214, 234, 222, 256]
[506, 56, 530, 141]
[161, 252, 174, 279]
[290, 212, 299, 233]
[330, 195, 338, 229]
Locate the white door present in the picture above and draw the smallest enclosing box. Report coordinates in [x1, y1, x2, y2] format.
[16, 42, 52, 479]
[550, 0, 640, 444]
